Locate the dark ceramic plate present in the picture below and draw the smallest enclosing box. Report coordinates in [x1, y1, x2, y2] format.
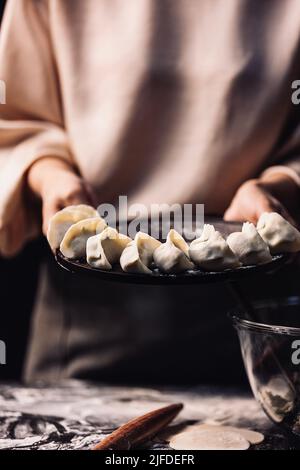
[55, 252, 289, 286]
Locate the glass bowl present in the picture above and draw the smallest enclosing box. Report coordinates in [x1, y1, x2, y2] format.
[231, 297, 300, 436]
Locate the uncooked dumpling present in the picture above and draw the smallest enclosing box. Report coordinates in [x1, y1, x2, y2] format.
[227, 222, 272, 265]
[60, 217, 107, 259]
[189, 224, 240, 271]
[169, 427, 249, 450]
[120, 232, 161, 274]
[87, 227, 131, 270]
[257, 212, 300, 254]
[47, 204, 100, 251]
[153, 229, 194, 273]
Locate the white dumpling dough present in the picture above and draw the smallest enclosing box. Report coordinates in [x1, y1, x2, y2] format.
[169, 428, 250, 450]
[259, 376, 295, 423]
[60, 217, 107, 259]
[227, 222, 272, 265]
[174, 424, 264, 445]
[87, 227, 131, 270]
[120, 232, 161, 274]
[47, 204, 99, 251]
[153, 229, 194, 273]
[257, 212, 300, 254]
[189, 224, 240, 271]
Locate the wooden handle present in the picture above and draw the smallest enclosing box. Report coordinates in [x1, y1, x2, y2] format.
[92, 402, 183, 450]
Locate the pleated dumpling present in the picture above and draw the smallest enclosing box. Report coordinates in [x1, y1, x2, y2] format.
[153, 229, 194, 273]
[257, 212, 300, 254]
[47, 204, 100, 251]
[227, 222, 272, 265]
[87, 227, 131, 270]
[189, 224, 240, 271]
[120, 232, 161, 274]
[60, 217, 107, 259]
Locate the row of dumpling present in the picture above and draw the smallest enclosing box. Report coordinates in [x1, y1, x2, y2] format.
[47, 205, 300, 274]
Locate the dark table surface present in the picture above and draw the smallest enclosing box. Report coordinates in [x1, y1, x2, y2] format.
[0, 380, 298, 450]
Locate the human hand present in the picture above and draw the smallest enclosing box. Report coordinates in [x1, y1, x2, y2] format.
[224, 173, 300, 226]
[27, 157, 96, 235]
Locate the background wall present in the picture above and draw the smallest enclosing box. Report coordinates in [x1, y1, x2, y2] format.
[0, 242, 42, 380]
[0, 1, 5, 19]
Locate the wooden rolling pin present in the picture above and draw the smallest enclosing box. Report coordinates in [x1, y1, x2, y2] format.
[92, 402, 183, 450]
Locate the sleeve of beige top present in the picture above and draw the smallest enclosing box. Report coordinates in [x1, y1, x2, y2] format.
[0, 0, 73, 257]
[261, 160, 300, 187]
[260, 120, 300, 187]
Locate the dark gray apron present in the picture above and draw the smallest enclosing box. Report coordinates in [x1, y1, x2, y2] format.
[23, 247, 247, 385]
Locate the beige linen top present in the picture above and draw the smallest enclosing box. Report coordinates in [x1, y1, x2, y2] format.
[1, 0, 300, 256]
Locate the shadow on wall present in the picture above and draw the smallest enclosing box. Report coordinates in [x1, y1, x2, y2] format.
[0, 0, 5, 22]
[0, 239, 44, 380]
